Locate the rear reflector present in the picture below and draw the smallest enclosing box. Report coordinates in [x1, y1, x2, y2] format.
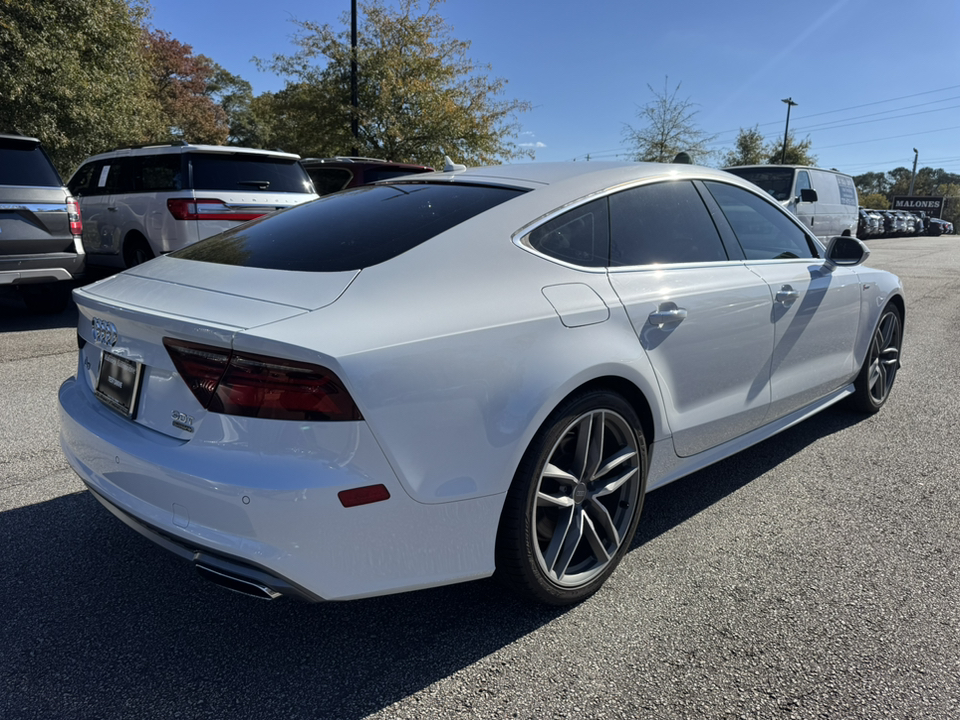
[166, 197, 268, 222]
[164, 338, 361, 422]
[338, 484, 391, 508]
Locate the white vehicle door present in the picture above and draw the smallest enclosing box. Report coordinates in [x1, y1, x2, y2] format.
[607, 180, 774, 458]
[704, 181, 861, 420]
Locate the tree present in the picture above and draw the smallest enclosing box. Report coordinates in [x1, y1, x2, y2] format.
[208, 65, 263, 146]
[0, 0, 164, 176]
[767, 131, 816, 165]
[854, 171, 890, 197]
[622, 77, 716, 164]
[257, 0, 532, 166]
[859, 192, 889, 210]
[143, 29, 228, 145]
[721, 126, 767, 167]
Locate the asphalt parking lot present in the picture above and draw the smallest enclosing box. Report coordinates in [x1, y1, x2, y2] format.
[1, 236, 958, 720]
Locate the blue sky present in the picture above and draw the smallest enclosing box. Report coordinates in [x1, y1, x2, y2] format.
[148, 0, 960, 175]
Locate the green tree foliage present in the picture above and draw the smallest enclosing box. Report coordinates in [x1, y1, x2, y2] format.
[256, 0, 532, 166]
[208, 66, 263, 146]
[766, 131, 816, 166]
[859, 192, 889, 210]
[853, 171, 890, 197]
[623, 77, 716, 164]
[0, 0, 164, 176]
[720, 126, 767, 167]
[143, 29, 228, 145]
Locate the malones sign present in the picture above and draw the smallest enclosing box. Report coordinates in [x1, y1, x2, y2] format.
[893, 196, 944, 218]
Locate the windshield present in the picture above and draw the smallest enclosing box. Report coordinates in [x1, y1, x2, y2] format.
[724, 167, 796, 202]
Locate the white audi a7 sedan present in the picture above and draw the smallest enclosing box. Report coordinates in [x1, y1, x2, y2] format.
[58, 161, 904, 605]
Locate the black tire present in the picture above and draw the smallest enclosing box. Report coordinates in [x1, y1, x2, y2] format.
[19, 283, 72, 314]
[849, 305, 902, 413]
[495, 390, 647, 605]
[123, 236, 155, 268]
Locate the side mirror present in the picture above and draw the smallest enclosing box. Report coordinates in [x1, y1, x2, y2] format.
[824, 235, 869, 267]
[799, 188, 818, 203]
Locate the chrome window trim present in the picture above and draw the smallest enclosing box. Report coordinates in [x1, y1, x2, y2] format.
[0, 202, 68, 213]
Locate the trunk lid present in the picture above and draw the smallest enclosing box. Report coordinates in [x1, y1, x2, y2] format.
[74, 255, 358, 439]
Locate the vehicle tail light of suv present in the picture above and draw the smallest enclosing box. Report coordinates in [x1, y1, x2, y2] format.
[67, 196, 83, 237]
[163, 338, 363, 422]
[166, 198, 268, 223]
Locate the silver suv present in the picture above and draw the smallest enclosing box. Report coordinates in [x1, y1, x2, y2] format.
[0, 133, 84, 313]
[68, 143, 318, 268]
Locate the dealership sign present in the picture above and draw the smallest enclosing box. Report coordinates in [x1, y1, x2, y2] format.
[893, 196, 944, 217]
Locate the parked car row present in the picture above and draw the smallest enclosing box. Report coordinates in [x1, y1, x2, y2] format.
[858, 207, 953, 238]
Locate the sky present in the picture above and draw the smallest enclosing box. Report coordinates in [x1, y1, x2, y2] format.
[147, 0, 960, 176]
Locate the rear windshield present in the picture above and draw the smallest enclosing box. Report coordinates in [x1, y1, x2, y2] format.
[189, 153, 314, 193]
[0, 138, 63, 187]
[172, 182, 525, 271]
[724, 167, 795, 202]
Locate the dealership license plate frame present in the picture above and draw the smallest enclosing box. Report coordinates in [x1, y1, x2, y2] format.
[95, 351, 144, 419]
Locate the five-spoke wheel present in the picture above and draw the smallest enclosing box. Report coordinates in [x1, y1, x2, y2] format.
[496, 390, 646, 605]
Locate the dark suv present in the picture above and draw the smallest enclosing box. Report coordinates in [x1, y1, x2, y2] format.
[300, 157, 433, 196]
[1, 133, 84, 313]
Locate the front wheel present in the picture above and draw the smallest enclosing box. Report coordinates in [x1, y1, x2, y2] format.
[495, 390, 647, 605]
[849, 305, 902, 413]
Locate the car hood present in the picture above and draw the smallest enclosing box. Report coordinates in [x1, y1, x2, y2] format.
[76, 255, 359, 331]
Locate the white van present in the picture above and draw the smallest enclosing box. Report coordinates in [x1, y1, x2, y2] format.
[723, 165, 859, 243]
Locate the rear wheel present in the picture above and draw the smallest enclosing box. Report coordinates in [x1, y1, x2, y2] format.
[849, 305, 902, 413]
[123, 236, 154, 268]
[496, 390, 647, 605]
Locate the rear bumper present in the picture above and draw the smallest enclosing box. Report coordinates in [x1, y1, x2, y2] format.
[58, 373, 502, 601]
[0, 252, 84, 283]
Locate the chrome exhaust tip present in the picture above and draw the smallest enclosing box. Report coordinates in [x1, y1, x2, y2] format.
[196, 563, 282, 600]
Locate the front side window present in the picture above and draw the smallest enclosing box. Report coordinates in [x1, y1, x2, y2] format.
[527, 198, 609, 267]
[173, 182, 525, 272]
[795, 171, 811, 198]
[609, 181, 728, 266]
[705, 181, 816, 261]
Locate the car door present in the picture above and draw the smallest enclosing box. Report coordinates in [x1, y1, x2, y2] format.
[703, 181, 861, 420]
[606, 180, 775, 458]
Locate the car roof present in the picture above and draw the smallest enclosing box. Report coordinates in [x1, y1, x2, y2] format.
[81, 143, 302, 162]
[397, 161, 744, 194]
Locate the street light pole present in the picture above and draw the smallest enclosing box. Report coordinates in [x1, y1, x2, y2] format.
[351, 0, 359, 156]
[908, 148, 919, 196]
[780, 98, 798, 164]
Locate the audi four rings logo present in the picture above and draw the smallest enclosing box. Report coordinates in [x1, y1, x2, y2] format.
[92, 318, 118, 346]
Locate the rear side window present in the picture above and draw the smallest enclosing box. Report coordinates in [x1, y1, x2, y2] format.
[190, 153, 313, 193]
[0, 138, 63, 187]
[705, 182, 816, 260]
[609, 181, 728, 266]
[136, 154, 183, 191]
[172, 182, 525, 271]
[527, 198, 609, 267]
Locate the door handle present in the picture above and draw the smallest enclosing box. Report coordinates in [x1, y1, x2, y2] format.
[776, 285, 799, 307]
[648, 304, 688, 326]
[107, 206, 118, 211]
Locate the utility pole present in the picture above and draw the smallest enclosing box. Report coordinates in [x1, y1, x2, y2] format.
[908, 148, 918, 196]
[780, 98, 798, 164]
[351, 0, 359, 156]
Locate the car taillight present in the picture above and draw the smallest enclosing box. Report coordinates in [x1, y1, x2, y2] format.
[67, 196, 82, 236]
[166, 198, 268, 222]
[163, 338, 361, 422]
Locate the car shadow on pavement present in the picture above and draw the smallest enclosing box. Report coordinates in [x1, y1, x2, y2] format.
[0, 286, 78, 331]
[0, 406, 868, 720]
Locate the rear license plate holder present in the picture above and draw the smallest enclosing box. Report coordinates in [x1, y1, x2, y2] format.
[95, 351, 144, 418]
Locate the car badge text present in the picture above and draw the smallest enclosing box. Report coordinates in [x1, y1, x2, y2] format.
[172, 410, 195, 433]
